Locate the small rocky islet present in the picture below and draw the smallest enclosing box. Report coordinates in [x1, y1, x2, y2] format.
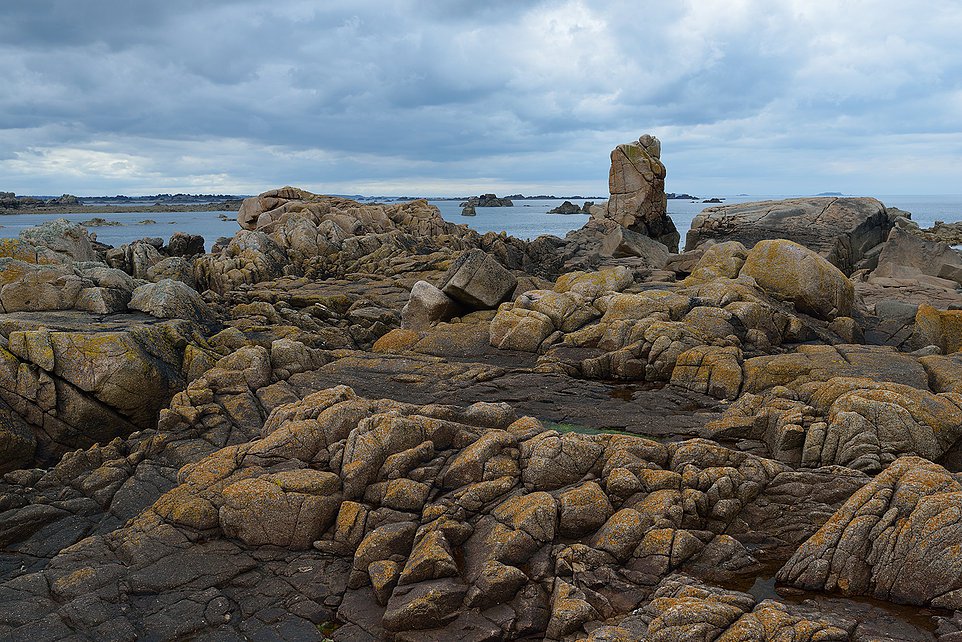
[1, 135, 962, 640]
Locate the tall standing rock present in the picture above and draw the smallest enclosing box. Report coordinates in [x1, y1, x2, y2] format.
[604, 134, 679, 252]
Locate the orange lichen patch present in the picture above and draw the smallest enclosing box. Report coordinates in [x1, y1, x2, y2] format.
[0, 238, 38, 263]
[372, 328, 423, 353]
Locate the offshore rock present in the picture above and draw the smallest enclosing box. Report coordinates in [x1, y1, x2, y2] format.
[460, 194, 513, 208]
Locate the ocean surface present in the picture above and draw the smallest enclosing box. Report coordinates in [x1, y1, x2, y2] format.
[0, 210, 239, 252]
[1, 195, 959, 252]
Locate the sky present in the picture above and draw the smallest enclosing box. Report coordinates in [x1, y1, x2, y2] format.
[1, 0, 961, 198]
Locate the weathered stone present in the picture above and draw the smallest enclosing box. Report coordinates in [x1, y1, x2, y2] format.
[489, 306, 554, 352]
[219, 469, 341, 549]
[913, 303, 962, 354]
[18, 218, 98, 264]
[686, 197, 891, 274]
[604, 134, 679, 251]
[558, 481, 613, 537]
[741, 239, 854, 319]
[440, 249, 518, 309]
[401, 281, 459, 330]
[0, 398, 36, 473]
[778, 456, 962, 608]
[874, 225, 962, 286]
[670, 346, 743, 400]
[166, 231, 205, 257]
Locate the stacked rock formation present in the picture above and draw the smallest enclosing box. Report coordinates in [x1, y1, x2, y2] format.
[602, 134, 679, 252]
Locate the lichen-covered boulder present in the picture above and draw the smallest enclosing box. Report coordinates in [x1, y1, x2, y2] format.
[440, 249, 518, 309]
[741, 239, 853, 320]
[17, 218, 98, 263]
[686, 197, 891, 274]
[219, 469, 341, 549]
[489, 306, 554, 352]
[778, 456, 962, 609]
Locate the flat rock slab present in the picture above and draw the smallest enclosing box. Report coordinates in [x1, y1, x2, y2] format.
[287, 352, 724, 439]
[685, 197, 891, 274]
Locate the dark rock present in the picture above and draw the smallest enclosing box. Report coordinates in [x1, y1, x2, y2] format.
[166, 231, 205, 257]
[439, 249, 517, 309]
[547, 201, 582, 215]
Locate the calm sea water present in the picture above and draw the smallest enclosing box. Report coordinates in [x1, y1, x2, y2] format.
[1, 195, 959, 252]
[0, 210, 239, 252]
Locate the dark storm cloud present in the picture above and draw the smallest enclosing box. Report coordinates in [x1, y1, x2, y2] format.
[1, 0, 961, 195]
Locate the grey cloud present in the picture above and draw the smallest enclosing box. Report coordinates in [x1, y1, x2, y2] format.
[1, 0, 961, 196]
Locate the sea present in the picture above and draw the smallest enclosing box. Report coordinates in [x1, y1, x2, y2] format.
[0, 195, 959, 252]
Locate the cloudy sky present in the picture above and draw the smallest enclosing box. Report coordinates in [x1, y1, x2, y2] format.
[2, 0, 961, 197]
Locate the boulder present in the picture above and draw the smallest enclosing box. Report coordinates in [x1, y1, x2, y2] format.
[741, 239, 853, 320]
[17, 218, 98, 264]
[557, 219, 671, 272]
[0, 260, 135, 314]
[603, 134, 679, 251]
[873, 226, 962, 287]
[0, 319, 199, 462]
[778, 456, 962, 608]
[128, 279, 215, 325]
[146, 256, 196, 287]
[401, 281, 459, 330]
[489, 306, 554, 352]
[114, 239, 164, 280]
[440, 249, 517, 309]
[461, 205, 476, 217]
[912, 303, 962, 353]
[686, 197, 892, 274]
[166, 232, 205, 257]
[219, 469, 341, 549]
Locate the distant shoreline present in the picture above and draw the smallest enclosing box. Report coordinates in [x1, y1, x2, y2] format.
[0, 201, 242, 215]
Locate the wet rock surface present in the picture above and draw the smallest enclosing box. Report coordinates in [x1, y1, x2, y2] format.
[2, 162, 962, 639]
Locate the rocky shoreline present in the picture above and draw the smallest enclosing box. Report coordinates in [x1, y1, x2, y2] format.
[0, 135, 961, 640]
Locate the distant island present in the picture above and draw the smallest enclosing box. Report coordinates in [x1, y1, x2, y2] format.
[816, 191, 844, 196]
[0, 191, 245, 214]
